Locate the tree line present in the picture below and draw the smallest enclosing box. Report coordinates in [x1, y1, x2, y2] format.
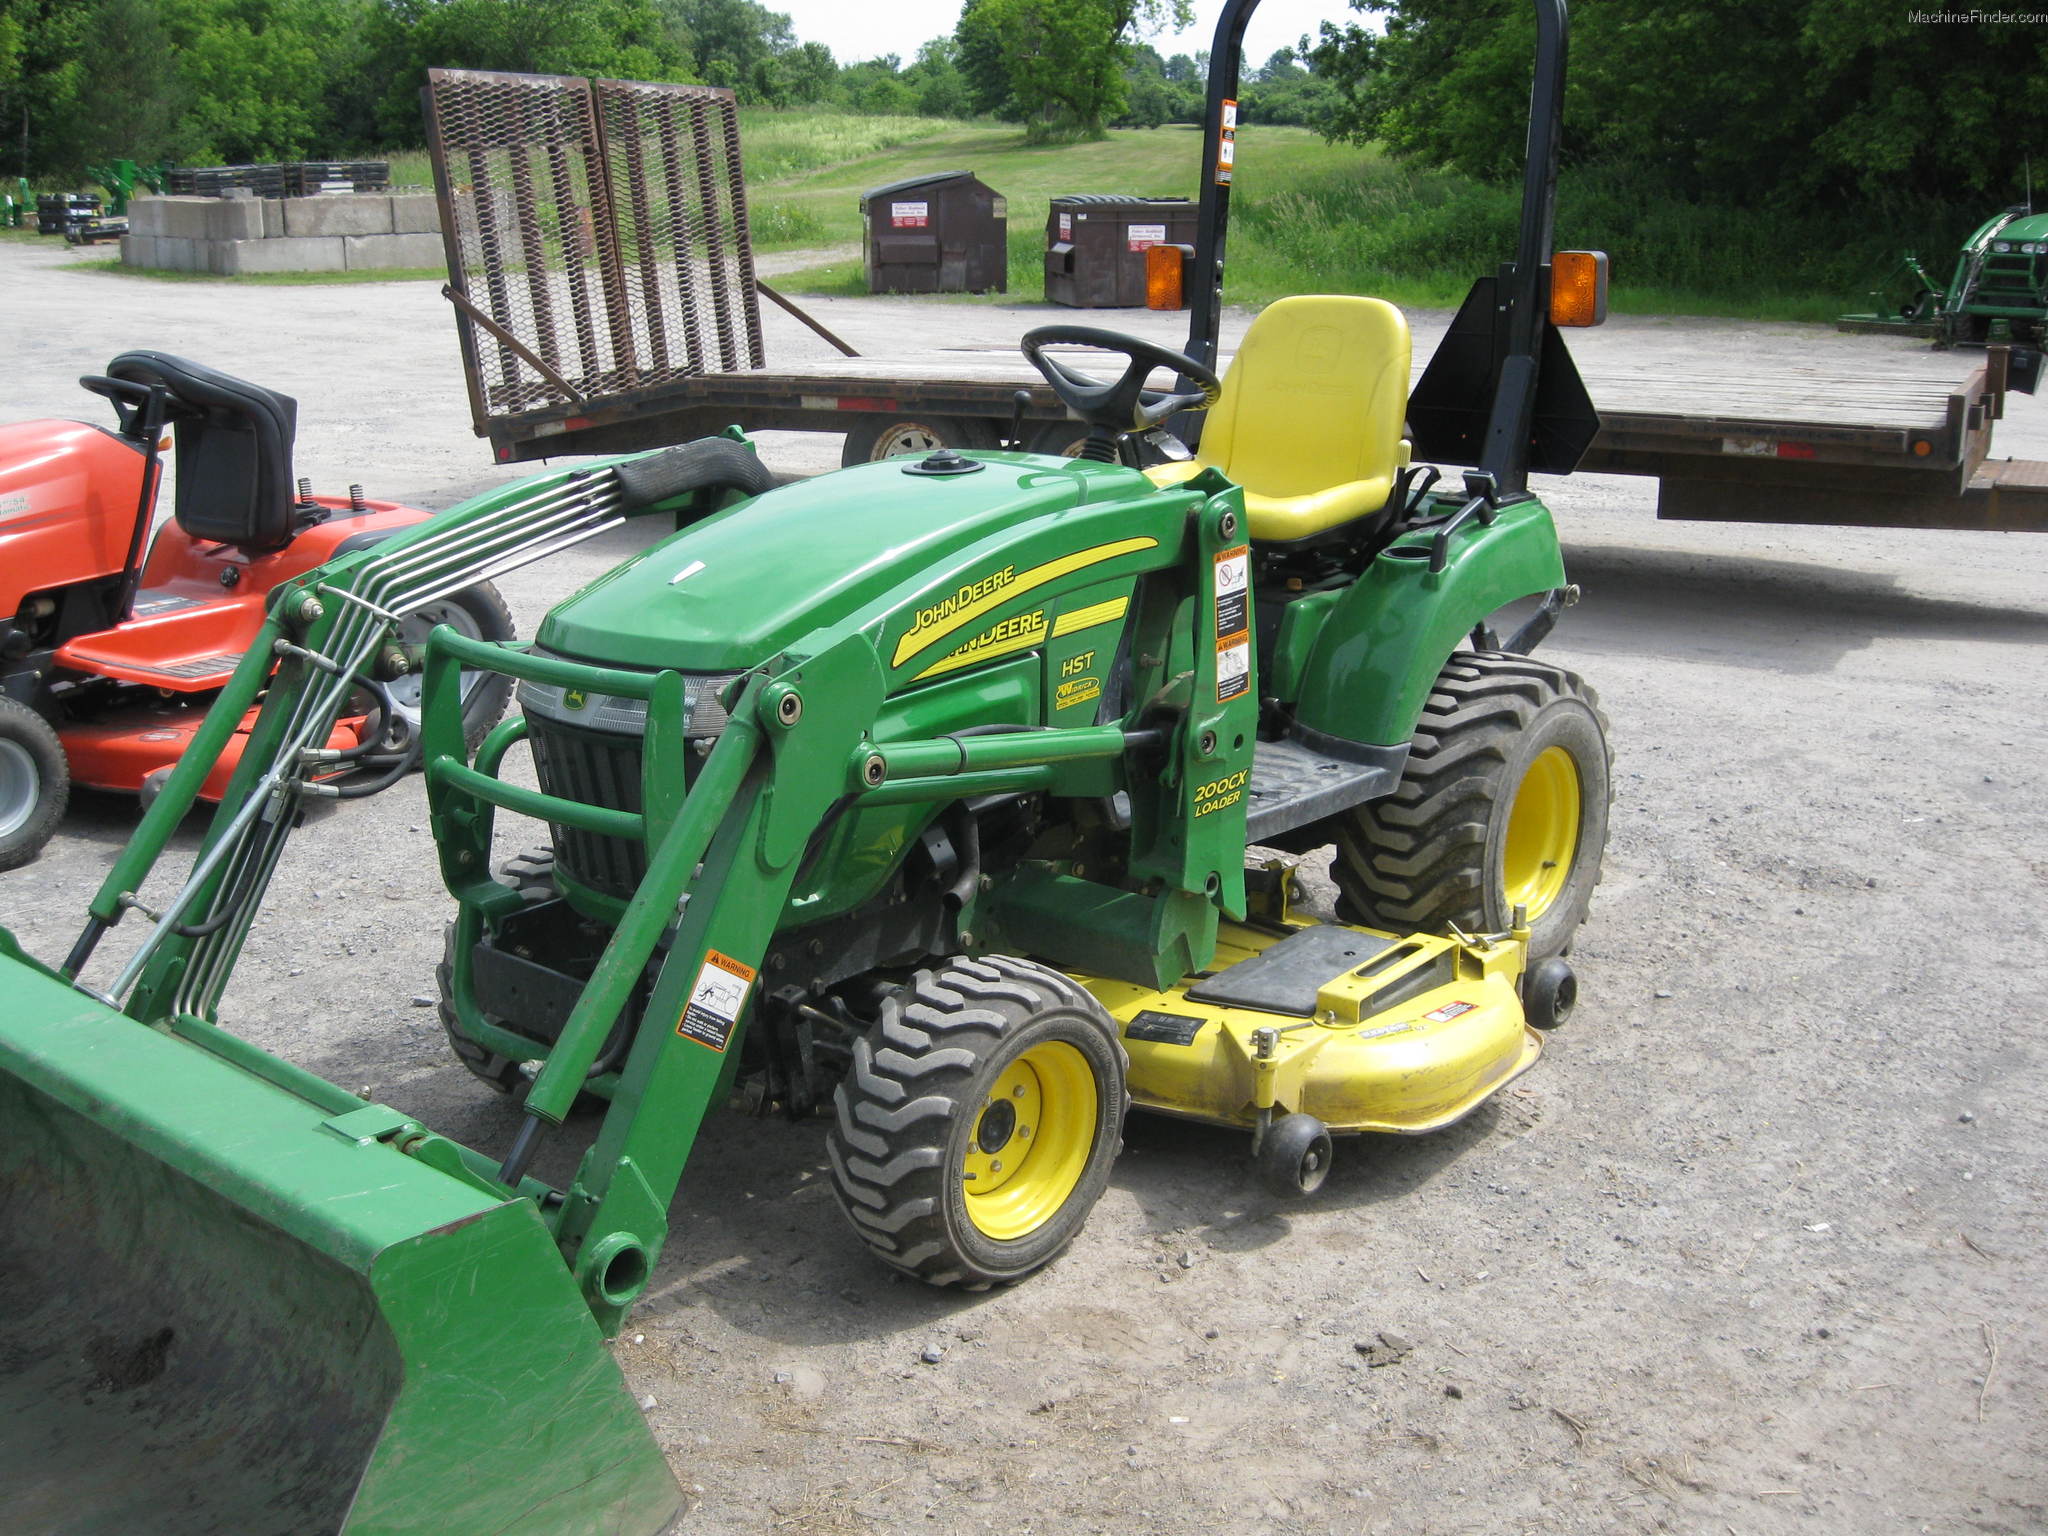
[0, 0, 1333, 181]
[1307, 0, 2048, 208]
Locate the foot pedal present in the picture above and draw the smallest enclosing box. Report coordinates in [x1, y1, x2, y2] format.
[1245, 737, 1404, 841]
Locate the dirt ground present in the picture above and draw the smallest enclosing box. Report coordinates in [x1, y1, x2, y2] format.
[2, 236, 2044, 1536]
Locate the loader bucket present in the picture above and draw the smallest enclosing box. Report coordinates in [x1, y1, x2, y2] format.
[0, 942, 682, 1536]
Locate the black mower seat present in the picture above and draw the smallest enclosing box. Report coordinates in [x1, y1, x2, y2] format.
[107, 351, 300, 552]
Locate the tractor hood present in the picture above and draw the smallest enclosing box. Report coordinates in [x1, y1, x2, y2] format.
[539, 452, 1157, 672]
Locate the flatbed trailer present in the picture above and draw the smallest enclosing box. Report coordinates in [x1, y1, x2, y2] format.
[424, 70, 2048, 534]
[478, 341, 2048, 534]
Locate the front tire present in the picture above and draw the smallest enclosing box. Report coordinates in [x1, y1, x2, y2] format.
[1331, 651, 1611, 963]
[0, 697, 67, 871]
[827, 956, 1127, 1288]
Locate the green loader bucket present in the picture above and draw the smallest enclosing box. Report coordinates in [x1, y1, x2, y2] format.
[0, 948, 682, 1536]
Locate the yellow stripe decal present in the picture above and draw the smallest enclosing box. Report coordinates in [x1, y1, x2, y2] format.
[1051, 595, 1129, 638]
[891, 538, 1156, 668]
[912, 611, 1050, 681]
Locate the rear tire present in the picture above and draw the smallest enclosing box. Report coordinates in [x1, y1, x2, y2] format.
[383, 580, 516, 754]
[840, 414, 997, 466]
[0, 697, 67, 871]
[1331, 651, 1611, 963]
[827, 956, 1127, 1288]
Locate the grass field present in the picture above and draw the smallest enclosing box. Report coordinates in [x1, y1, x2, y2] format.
[14, 112, 1964, 321]
[742, 109, 1954, 322]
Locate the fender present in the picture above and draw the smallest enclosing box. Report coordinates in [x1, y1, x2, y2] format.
[1289, 497, 1567, 749]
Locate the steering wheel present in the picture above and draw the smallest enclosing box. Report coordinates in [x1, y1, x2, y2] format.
[1020, 326, 1222, 456]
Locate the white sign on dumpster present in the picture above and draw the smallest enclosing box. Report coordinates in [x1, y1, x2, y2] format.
[1127, 223, 1167, 251]
[890, 201, 928, 228]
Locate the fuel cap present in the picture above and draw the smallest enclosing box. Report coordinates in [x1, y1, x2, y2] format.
[902, 448, 985, 476]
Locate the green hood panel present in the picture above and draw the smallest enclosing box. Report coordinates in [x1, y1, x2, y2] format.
[540, 452, 1158, 671]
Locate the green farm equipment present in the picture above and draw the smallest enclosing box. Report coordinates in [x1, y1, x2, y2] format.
[86, 158, 166, 216]
[1840, 204, 2048, 347]
[3, 178, 28, 227]
[0, 1, 1613, 1531]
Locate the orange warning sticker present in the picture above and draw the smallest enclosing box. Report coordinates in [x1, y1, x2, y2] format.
[677, 949, 757, 1051]
[1423, 1000, 1476, 1023]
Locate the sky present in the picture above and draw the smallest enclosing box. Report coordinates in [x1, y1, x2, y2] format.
[775, 0, 1352, 70]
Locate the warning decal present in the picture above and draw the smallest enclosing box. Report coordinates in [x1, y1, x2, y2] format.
[1058, 211, 1072, 239]
[1214, 542, 1251, 702]
[890, 201, 928, 228]
[677, 949, 757, 1051]
[1213, 544, 1250, 642]
[1126, 1009, 1207, 1046]
[1216, 636, 1251, 702]
[1423, 999, 1476, 1024]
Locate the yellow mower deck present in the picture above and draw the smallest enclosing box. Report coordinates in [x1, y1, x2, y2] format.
[1077, 918, 1539, 1135]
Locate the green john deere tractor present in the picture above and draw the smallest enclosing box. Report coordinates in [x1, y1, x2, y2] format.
[0, 1, 1612, 1531]
[1839, 202, 2048, 347]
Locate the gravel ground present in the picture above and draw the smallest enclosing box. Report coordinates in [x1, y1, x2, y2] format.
[2, 236, 2045, 1536]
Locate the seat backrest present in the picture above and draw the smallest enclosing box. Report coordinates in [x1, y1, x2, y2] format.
[107, 351, 299, 552]
[1198, 295, 1411, 501]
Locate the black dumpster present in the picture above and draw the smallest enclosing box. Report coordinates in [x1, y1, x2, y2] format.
[1044, 195, 1199, 308]
[861, 171, 1007, 294]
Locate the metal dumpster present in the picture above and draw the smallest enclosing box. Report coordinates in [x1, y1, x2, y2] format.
[861, 170, 1007, 294]
[1044, 195, 1198, 308]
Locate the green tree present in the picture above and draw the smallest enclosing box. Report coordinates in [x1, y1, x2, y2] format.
[1306, 0, 2048, 206]
[956, 0, 1191, 140]
[364, 0, 682, 142]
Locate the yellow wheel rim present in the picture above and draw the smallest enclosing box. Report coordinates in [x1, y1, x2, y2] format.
[961, 1041, 1098, 1241]
[1502, 745, 1582, 920]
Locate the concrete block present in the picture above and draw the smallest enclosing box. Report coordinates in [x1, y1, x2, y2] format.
[389, 194, 442, 235]
[282, 194, 393, 237]
[262, 198, 285, 239]
[120, 233, 158, 268]
[342, 231, 445, 271]
[128, 197, 166, 236]
[204, 197, 264, 240]
[156, 197, 219, 241]
[154, 236, 199, 272]
[215, 235, 347, 274]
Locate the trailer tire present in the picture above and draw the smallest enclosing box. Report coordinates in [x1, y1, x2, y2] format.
[0, 697, 67, 872]
[827, 955, 1127, 1289]
[1330, 652, 1611, 964]
[841, 414, 998, 466]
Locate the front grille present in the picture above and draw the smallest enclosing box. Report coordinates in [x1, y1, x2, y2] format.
[519, 664, 745, 902]
[528, 716, 647, 900]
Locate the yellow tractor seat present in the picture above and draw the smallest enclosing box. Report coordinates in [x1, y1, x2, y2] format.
[1146, 295, 1413, 543]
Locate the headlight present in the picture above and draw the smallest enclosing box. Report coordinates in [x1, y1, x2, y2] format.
[1992, 241, 2011, 253]
[2025, 242, 2044, 256]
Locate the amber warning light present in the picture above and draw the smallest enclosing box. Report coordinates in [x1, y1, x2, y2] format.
[1550, 251, 1609, 327]
[1146, 244, 1193, 310]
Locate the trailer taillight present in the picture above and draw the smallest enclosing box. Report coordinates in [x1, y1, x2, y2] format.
[1146, 243, 1192, 311]
[1551, 251, 1609, 327]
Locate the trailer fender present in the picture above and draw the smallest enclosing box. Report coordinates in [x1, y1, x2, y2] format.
[1290, 497, 1567, 750]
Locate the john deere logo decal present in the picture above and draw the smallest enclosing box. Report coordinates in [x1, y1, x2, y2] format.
[564, 688, 588, 711]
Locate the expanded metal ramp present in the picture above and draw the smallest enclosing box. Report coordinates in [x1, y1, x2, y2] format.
[425, 69, 764, 432]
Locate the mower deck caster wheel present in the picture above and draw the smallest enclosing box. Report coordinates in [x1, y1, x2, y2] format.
[1523, 956, 1577, 1030]
[1258, 1112, 1333, 1198]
